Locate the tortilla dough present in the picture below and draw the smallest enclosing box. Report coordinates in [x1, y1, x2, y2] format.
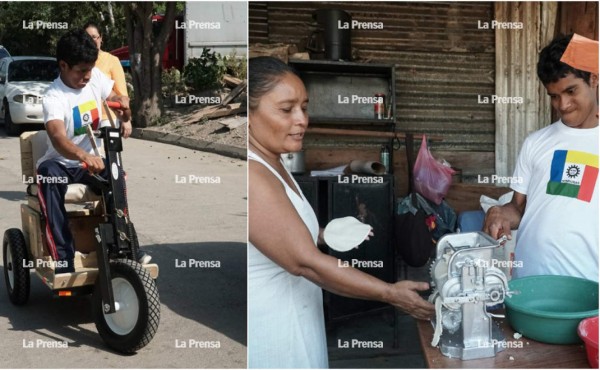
[324, 216, 372, 252]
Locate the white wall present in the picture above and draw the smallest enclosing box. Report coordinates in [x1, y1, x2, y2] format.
[184, 1, 247, 65]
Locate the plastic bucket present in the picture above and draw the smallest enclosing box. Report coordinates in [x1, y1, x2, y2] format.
[505, 275, 599, 344]
[578, 316, 599, 368]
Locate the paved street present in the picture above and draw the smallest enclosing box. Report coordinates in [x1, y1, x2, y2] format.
[0, 125, 247, 368]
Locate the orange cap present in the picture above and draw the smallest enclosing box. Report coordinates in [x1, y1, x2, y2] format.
[560, 33, 599, 74]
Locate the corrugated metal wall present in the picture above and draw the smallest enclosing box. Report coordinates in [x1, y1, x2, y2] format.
[494, 2, 556, 178]
[249, 2, 268, 43]
[249, 2, 496, 182]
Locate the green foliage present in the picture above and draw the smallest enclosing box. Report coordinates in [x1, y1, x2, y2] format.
[154, 2, 185, 15]
[183, 48, 226, 91]
[0, 2, 128, 57]
[161, 67, 187, 102]
[220, 50, 247, 80]
[97, 3, 128, 52]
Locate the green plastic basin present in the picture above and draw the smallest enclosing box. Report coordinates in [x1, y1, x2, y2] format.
[505, 275, 599, 344]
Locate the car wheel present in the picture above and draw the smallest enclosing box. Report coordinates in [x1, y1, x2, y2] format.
[4, 103, 19, 136]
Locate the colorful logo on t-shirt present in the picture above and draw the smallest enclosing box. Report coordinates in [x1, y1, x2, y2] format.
[72, 100, 99, 136]
[547, 150, 598, 202]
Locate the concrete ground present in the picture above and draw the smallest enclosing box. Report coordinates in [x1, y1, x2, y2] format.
[0, 124, 247, 368]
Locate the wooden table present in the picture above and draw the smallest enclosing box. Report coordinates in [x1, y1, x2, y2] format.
[416, 315, 590, 368]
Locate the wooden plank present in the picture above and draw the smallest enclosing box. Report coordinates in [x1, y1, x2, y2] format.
[304, 146, 498, 202]
[205, 103, 246, 120]
[424, 151, 495, 177]
[445, 183, 512, 214]
[416, 312, 588, 368]
[186, 103, 246, 123]
[249, 43, 292, 63]
[559, 2, 598, 39]
[218, 117, 247, 130]
[223, 74, 242, 87]
[304, 147, 410, 196]
[307, 127, 443, 141]
[20, 131, 35, 178]
[220, 80, 247, 107]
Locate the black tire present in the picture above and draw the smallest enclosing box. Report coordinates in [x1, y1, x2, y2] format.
[127, 222, 139, 261]
[4, 103, 19, 136]
[3, 229, 30, 305]
[93, 259, 160, 354]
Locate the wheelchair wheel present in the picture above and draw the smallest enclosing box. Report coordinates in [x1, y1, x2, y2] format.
[3, 229, 30, 305]
[93, 258, 160, 354]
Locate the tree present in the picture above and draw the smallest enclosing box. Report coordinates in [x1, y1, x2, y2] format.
[124, 2, 177, 127]
[0, 2, 127, 57]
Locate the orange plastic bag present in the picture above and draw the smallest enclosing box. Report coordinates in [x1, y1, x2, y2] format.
[413, 136, 455, 205]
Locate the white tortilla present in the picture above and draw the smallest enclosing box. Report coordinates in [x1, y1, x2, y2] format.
[324, 216, 372, 252]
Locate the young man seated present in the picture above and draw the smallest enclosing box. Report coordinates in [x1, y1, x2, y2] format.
[36, 29, 150, 273]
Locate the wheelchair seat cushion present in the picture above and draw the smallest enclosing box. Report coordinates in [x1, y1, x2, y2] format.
[27, 183, 101, 203]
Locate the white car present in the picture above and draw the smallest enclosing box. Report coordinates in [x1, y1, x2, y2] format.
[0, 56, 58, 135]
[0, 45, 10, 60]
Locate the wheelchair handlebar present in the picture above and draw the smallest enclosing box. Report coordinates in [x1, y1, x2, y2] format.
[106, 101, 122, 109]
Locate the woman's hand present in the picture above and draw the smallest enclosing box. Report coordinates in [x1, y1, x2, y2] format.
[385, 281, 435, 320]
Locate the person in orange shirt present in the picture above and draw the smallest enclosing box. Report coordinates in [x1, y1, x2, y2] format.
[84, 22, 151, 265]
[84, 22, 132, 138]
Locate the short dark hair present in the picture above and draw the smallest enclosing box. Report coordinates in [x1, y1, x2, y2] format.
[83, 21, 101, 36]
[248, 56, 299, 111]
[56, 29, 98, 67]
[537, 33, 591, 85]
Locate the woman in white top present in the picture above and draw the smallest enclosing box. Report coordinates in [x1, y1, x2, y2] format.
[248, 56, 434, 369]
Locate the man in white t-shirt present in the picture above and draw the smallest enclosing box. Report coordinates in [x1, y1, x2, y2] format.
[36, 29, 135, 273]
[484, 34, 598, 282]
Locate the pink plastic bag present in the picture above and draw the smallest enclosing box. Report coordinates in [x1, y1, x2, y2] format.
[413, 136, 455, 205]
